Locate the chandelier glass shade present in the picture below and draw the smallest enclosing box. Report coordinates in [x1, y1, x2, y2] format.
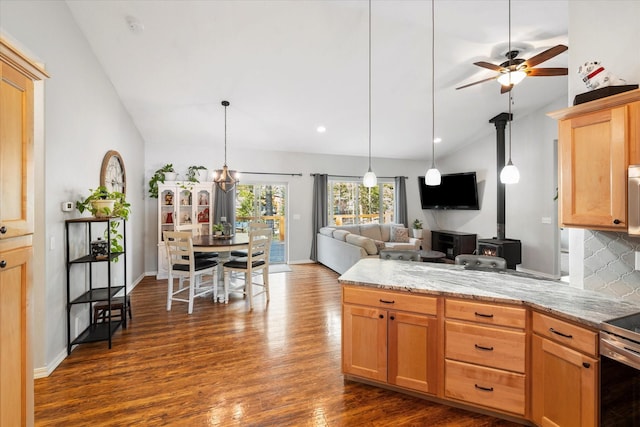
[497, 69, 527, 87]
[214, 100, 238, 192]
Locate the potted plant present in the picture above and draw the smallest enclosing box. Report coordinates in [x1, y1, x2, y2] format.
[76, 186, 131, 256]
[212, 223, 224, 236]
[148, 164, 176, 199]
[411, 218, 423, 239]
[186, 165, 208, 183]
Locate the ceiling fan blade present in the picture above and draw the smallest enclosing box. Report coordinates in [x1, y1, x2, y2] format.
[474, 61, 506, 72]
[524, 44, 568, 68]
[456, 75, 499, 90]
[527, 67, 568, 76]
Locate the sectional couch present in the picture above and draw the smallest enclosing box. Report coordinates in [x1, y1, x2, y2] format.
[316, 223, 423, 274]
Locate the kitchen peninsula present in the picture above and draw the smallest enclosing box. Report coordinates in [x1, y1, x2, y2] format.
[339, 258, 640, 426]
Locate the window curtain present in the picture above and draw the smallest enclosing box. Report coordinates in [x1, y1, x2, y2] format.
[310, 174, 328, 261]
[213, 185, 236, 229]
[394, 176, 408, 227]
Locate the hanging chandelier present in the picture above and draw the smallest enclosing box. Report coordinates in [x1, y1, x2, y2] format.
[425, 0, 441, 186]
[214, 100, 238, 192]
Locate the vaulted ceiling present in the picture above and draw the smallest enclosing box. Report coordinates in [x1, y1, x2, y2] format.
[66, 0, 569, 161]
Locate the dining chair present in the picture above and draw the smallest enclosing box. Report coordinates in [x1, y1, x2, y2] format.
[164, 231, 218, 314]
[222, 228, 272, 310]
[230, 221, 271, 258]
[175, 223, 219, 260]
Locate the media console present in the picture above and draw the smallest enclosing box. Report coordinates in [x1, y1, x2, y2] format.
[431, 230, 477, 261]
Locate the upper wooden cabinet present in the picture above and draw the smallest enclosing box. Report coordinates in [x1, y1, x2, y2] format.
[548, 89, 640, 231]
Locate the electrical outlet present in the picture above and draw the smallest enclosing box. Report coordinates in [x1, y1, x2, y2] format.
[61, 201, 74, 212]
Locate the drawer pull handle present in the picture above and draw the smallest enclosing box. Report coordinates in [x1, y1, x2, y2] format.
[614, 219, 621, 224]
[390, 315, 395, 321]
[549, 327, 573, 339]
[0, 226, 6, 234]
[0, 260, 6, 268]
[474, 384, 494, 392]
[379, 299, 395, 304]
[474, 344, 494, 351]
[379, 314, 384, 319]
[474, 312, 494, 318]
[583, 362, 591, 369]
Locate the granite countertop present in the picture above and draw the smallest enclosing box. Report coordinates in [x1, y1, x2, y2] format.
[338, 258, 640, 329]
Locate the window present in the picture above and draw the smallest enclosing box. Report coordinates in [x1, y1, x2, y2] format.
[328, 179, 395, 226]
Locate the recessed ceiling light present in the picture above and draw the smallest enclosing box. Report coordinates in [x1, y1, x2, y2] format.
[434, 137, 442, 144]
[125, 16, 145, 34]
[316, 126, 326, 133]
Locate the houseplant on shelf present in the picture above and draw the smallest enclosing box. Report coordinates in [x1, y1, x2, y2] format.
[411, 219, 423, 239]
[76, 186, 131, 255]
[148, 164, 176, 199]
[186, 165, 208, 183]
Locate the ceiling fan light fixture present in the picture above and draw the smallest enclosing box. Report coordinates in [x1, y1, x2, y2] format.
[497, 70, 527, 86]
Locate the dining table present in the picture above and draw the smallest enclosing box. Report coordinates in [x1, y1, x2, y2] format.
[191, 233, 249, 300]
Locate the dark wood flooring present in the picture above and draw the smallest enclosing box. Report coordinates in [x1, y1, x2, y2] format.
[35, 264, 522, 426]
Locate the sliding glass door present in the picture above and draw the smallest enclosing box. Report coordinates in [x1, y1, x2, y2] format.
[235, 183, 286, 264]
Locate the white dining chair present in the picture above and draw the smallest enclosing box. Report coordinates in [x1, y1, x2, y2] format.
[164, 231, 218, 314]
[222, 228, 272, 311]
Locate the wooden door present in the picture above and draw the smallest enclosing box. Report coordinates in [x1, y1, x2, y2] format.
[559, 106, 627, 230]
[387, 311, 438, 394]
[342, 304, 387, 382]
[531, 335, 598, 427]
[0, 245, 32, 426]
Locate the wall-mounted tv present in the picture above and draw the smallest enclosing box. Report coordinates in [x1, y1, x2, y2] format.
[417, 172, 480, 210]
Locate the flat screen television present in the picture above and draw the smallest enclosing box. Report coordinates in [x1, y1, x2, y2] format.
[417, 172, 480, 210]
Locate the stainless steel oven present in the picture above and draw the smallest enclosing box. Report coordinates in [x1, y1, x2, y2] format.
[600, 313, 640, 426]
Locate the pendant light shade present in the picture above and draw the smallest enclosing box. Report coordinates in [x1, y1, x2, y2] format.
[214, 100, 238, 192]
[362, 0, 377, 188]
[425, 0, 440, 187]
[500, 93, 520, 184]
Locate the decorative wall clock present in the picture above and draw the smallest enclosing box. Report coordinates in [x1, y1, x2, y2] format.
[100, 150, 126, 194]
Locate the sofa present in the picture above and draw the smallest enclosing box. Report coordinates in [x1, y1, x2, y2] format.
[317, 223, 422, 274]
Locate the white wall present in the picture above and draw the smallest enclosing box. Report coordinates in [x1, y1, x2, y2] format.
[1, 1, 146, 373]
[422, 96, 566, 277]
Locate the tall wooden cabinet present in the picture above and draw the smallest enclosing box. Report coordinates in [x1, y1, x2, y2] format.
[156, 182, 214, 279]
[0, 40, 48, 427]
[342, 286, 438, 395]
[548, 89, 640, 231]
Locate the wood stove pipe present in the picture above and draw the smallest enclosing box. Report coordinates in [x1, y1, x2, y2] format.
[489, 112, 512, 241]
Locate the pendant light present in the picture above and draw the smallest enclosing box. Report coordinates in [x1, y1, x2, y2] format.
[500, 93, 520, 184]
[214, 100, 238, 192]
[425, 0, 441, 186]
[362, 0, 377, 188]
[496, 0, 526, 88]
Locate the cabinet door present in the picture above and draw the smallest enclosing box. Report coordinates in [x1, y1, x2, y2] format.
[342, 304, 387, 382]
[388, 311, 438, 394]
[559, 107, 627, 230]
[532, 335, 598, 427]
[0, 245, 32, 426]
[0, 62, 34, 239]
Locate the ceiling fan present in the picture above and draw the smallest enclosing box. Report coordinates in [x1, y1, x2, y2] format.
[456, 0, 568, 93]
[456, 45, 569, 93]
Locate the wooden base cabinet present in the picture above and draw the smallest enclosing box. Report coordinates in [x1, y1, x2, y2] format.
[531, 312, 599, 427]
[444, 299, 527, 417]
[342, 286, 438, 394]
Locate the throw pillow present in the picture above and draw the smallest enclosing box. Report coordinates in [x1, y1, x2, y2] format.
[390, 226, 410, 243]
[345, 234, 378, 255]
[374, 240, 386, 252]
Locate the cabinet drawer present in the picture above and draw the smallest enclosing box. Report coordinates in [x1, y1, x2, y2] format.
[343, 286, 437, 315]
[532, 312, 598, 357]
[445, 320, 525, 373]
[445, 299, 525, 329]
[445, 359, 525, 416]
